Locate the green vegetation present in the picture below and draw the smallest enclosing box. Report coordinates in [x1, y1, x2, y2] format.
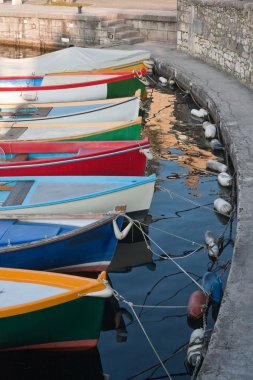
[45, 1, 92, 6]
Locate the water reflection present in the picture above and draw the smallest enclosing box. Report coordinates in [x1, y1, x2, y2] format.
[0, 347, 105, 380]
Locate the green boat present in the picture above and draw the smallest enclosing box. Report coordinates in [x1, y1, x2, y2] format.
[0, 269, 112, 351]
[0, 118, 142, 142]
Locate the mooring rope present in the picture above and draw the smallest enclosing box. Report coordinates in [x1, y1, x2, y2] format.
[124, 215, 207, 294]
[157, 184, 234, 218]
[110, 286, 173, 380]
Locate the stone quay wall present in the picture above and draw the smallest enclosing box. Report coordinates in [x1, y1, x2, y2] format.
[0, 10, 176, 49]
[0, 13, 115, 48]
[177, 0, 253, 90]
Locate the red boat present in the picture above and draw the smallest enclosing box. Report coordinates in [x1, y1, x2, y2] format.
[0, 139, 151, 176]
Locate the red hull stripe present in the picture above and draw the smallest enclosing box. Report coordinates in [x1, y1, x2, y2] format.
[53, 264, 108, 273]
[0, 71, 143, 92]
[0, 339, 98, 352]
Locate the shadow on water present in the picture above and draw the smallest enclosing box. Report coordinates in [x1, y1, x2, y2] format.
[0, 348, 104, 380]
[0, 47, 236, 380]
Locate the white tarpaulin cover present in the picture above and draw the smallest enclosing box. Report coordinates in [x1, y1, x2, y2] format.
[0, 47, 151, 76]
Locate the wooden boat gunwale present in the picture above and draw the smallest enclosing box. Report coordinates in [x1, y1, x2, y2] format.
[0, 269, 111, 318]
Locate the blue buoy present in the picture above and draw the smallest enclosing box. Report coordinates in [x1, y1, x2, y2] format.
[202, 272, 223, 303]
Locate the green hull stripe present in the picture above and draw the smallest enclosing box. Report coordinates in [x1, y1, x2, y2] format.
[57, 123, 141, 142]
[0, 297, 105, 350]
[107, 77, 146, 99]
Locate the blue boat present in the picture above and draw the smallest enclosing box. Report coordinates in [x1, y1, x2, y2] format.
[0, 213, 124, 273]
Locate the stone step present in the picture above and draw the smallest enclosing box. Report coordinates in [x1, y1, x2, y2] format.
[108, 24, 130, 33]
[101, 19, 125, 28]
[121, 36, 145, 45]
[115, 30, 141, 39]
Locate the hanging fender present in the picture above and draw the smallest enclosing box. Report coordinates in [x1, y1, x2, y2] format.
[113, 218, 133, 240]
[115, 307, 133, 330]
[139, 148, 153, 160]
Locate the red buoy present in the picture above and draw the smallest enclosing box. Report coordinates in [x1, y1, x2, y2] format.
[187, 290, 207, 319]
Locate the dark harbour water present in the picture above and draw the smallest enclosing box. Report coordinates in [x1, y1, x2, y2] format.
[0, 46, 236, 380]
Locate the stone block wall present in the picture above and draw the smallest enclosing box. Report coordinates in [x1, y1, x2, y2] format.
[177, 0, 253, 89]
[0, 10, 177, 48]
[0, 13, 120, 48]
[122, 14, 177, 43]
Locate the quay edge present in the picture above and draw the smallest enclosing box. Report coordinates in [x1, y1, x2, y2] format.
[143, 43, 253, 379]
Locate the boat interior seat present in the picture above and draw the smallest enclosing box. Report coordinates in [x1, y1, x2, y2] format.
[10, 153, 28, 162]
[2, 180, 34, 206]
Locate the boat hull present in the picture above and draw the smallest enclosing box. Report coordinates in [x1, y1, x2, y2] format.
[0, 121, 142, 142]
[0, 97, 140, 124]
[0, 140, 149, 176]
[0, 295, 105, 351]
[0, 179, 155, 218]
[0, 76, 146, 104]
[0, 216, 123, 273]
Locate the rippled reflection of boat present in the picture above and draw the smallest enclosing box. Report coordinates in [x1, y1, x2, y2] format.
[108, 220, 155, 273]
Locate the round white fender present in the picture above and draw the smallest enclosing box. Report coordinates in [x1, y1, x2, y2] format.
[187, 328, 205, 367]
[205, 231, 219, 259]
[204, 230, 215, 246]
[144, 59, 154, 69]
[208, 244, 219, 259]
[218, 172, 232, 187]
[113, 219, 133, 240]
[214, 198, 232, 216]
[206, 160, 227, 173]
[139, 148, 153, 160]
[205, 124, 216, 139]
[202, 121, 209, 130]
[191, 108, 208, 118]
[158, 76, 168, 86]
[210, 139, 223, 151]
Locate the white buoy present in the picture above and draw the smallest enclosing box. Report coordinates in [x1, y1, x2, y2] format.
[208, 244, 219, 259]
[204, 124, 216, 139]
[210, 139, 223, 151]
[214, 198, 232, 216]
[191, 108, 208, 118]
[204, 231, 219, 259]
[169, 79, 175, 86]
[202, 121, 210, 130]
[158, 77, 168, 86]
[206, 160, 227, 173]
[187, 328, 205, 367]
[143, 60, 154, 69]
[204, 231, 215, 246]
[218, 172, 232, 187]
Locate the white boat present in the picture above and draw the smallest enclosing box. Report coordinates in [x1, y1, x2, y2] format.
[0, 97, 140, 124]
[0, 175, 156, 220]
[0, 71, 146, 104]
[0, 118, 142, 142]
[0, 47, 151, 76]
